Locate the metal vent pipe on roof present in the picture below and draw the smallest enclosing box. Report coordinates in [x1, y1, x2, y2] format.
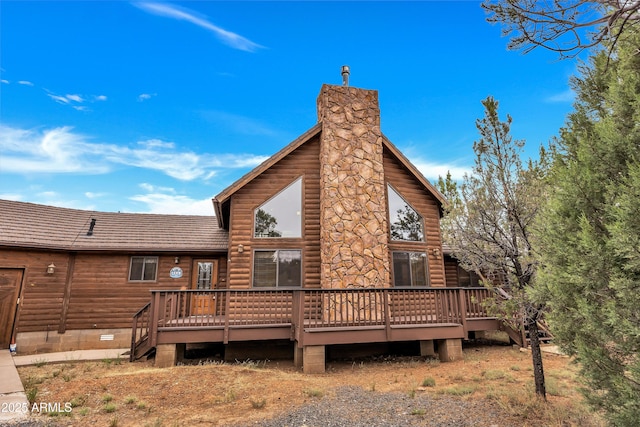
[87, 218, 96, 236]
[341, 65, 350, 86]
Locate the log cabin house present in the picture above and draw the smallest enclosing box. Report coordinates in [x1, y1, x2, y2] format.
[0, 200, 228, 354]
[0, 83, 502, 373]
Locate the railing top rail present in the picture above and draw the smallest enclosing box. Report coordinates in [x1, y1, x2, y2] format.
[148, 286, 492, 294]
[132, 301, 151, 318]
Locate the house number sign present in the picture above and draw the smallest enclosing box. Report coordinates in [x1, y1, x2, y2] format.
[170, 267, 183, 279]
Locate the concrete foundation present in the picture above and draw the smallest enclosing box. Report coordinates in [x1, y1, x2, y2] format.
[437, 338, 463, 362]
[303, 345, 325, 374]
[419, 340, 436, 357]
[15, 328, 131, 354]
[155, 343, 185, 368]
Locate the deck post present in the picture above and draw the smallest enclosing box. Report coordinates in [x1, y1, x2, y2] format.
[302, 345, 325, 374]
[419, 340, 436, 357]
[149, 291, 161, 347]
[293, 345, 303, 368]
[437, 338, 463, 362]
[458, 289, 468, 339]
[383, 289, 391, 341]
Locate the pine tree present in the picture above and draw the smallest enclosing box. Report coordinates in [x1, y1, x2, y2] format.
[439, 96, 549, 398]
[535, 27, 640, 425]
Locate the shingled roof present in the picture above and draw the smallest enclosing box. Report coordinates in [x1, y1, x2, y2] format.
[0, 199, 228, 252]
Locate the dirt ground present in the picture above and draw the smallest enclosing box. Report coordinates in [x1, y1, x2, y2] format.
[17, 341, 605, 427]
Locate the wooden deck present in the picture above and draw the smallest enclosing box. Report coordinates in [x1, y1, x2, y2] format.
[131, 287, 501, 361]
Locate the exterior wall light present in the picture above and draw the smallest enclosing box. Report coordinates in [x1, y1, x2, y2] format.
[238, 244, 244, 253]
[47, 263, 56, 274]
[174, 256, 180, 264]
[432, 248, 441, 259]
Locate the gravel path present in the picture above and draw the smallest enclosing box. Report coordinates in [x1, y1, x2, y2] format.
[2, 386, 517, 427]
[236, 385, 516, 427]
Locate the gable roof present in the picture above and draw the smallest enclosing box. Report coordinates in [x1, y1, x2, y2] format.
[381, 134, 446, 207]
[212, 123, 322, 228]
[0, 199, 228, 252]
[212, 123, 446, 228]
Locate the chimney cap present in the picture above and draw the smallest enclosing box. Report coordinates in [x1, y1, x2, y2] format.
[341, 65, 350, 86]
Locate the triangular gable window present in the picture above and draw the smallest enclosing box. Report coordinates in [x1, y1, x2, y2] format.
[388, 184, 424, 242]
[254, 177, 302, 238]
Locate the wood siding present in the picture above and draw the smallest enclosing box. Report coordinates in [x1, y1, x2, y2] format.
[0, 249, 226, 332]
[444, 255, 481, 287]
[444, 257, 459, 287]
[383, 147, 446, 287]
[227, 136, 321, 289]
[226, 138, 446, 290]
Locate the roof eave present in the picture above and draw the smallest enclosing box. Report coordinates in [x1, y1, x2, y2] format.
[381, 134, 447, 211]
[214, 123, 322, 205]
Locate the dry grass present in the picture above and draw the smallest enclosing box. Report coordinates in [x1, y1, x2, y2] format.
[18, 344, 605, 427]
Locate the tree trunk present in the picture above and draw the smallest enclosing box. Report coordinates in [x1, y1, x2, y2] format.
[528, 316, 546, 399]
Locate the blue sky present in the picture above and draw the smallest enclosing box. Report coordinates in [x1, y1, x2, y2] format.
[1, 1, 580, 215]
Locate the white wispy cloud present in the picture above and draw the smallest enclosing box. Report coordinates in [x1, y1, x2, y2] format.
[48, 94, 71, 104]
[45, 90, 107, 110]
[17, 80, 34, 86]
[545, 89, 574, 103]
[1, 79, 9, 84]
[129, 191, 214, 215]
[132, 2, 264, 52]
[0, 193, 23, 201]
[409, 157, 471, 182]
[138, 93, 156, 102]
[66, 94, 84, 102]
[84, 191, 108, 199]
[0, 124, 267, 181]
[0, 125, 110, 174]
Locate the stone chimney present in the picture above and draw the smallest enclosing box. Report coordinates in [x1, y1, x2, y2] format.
[317, 84, 390, 289]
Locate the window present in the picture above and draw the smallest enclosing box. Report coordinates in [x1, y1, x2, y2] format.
[129, 256, 158, 281]
[194, 261, 217, 289]
[254, 177, 302, 238]
[388, 184, 424, 242]
[393, 252, 428, 287]
[253, 250, 301, 287]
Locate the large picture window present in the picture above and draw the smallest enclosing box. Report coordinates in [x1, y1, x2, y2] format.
[253, 250, 301, 287]
[392, 252, 428, 287]
[254, 177, 302, 238]
[129, 256, 158, 281]
[388, 184, 424, 242]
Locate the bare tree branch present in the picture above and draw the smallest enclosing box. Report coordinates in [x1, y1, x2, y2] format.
[483, 0, 640, 58]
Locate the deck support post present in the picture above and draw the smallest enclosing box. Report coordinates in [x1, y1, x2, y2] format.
[437, 338, 463, 362]
[419, 340, 436, 357]
[155, 343, 185, 368]
[293, 345, 304, 368]
[302, 345, 325, 374]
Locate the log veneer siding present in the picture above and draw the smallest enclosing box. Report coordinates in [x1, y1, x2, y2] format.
[0, 249, 226, 332]
[383, 148, 446, 287]
[227, 136, 322, 289]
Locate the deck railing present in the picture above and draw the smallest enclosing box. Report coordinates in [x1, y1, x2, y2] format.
[131, 287, 497, 359]
[130, 302, 151, 362]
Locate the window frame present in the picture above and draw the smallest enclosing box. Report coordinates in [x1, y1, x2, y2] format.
[253, 177, 303, 239]
[252, 249, 302, 288]
[128, 256, 159, 282]
[387, 183, 425, 243]
[391, 251, 429, 287]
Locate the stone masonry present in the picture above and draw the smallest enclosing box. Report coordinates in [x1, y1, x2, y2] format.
[317, 84, 391, 291]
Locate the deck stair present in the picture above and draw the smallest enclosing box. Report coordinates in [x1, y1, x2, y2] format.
[130, 302, 154, 362]
[496, 288, 553, 348]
